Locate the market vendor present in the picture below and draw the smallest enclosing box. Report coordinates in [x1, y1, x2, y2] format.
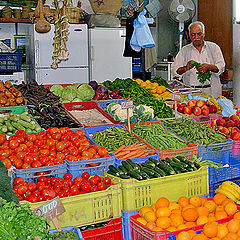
[172, 21, 225, 98]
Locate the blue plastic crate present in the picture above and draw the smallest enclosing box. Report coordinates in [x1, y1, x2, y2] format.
[97, 99, 127, 112]
[133, 65, 143, 73]
[12, 163, 67, 183]
[66, 154, 115, 179]
[0, 49, 22, 73]
[197, 139, 233, 165]
[49, 226, 83, 240]
[122, 211, 137, 240]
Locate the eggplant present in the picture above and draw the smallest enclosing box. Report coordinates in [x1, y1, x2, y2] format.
[97, 85, 108, 94]
[89, 81, 99, 90]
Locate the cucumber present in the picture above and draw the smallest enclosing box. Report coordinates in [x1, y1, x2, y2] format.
[144, 160, 156, 168]
[0, 118, 4, 124]
[194, 161, 201, 169]
[122, 161, 134, 172]
[177, 157, 195, 168]
[172, 158, 188, 168]
[109, 165, 121, 174]
[128, 170, 144, 181]
[153, 169, 162, 178]
[1, 126, 8, 133]
[158, 160, 175, 175]
[141, 167, 155, 177]
[141, 162, 155, 170]
[107, 170, 119, 177]
[154, 166, 167, 176]
[126, 159, 141, 171]
[139, 170, 150, 180]
[120, 174, 131, 179]
[168, 160, 186, 171]
[175, 156, 185, 161]
[119, 166, 128, 174]
[149, 157, 159, 166]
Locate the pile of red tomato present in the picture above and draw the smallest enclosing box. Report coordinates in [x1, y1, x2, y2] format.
[13, 172, 112, 202]
[0, 127, 109, 170]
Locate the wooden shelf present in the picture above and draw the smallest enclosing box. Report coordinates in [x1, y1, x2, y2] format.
[121, 19, 156, 27]
[0, 18, 31, 23]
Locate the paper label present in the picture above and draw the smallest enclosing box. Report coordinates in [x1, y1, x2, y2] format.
[121, 100, 134, 109]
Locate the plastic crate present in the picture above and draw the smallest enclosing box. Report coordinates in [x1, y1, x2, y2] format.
[12, 163, 67, 183]
[49, 226, 84, 240]
[197, 139, 233, 165]
[208, 153, 240, 185]
[105, 165, 208, 212]
[125, 121, 198, 160]
[97, 99, 127, 112]
[0, 49, 22, 73]
[81, 217, 123, 240]
[232, 140, 240, 155]
[122, 211, 138, 240]
[63, 101, 119, 127]
[192, 114, 222, 125]
[0, 106, 27, 114]
[21, 178, 122, 229]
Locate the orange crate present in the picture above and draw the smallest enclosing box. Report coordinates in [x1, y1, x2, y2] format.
[125, 121, 198, 159]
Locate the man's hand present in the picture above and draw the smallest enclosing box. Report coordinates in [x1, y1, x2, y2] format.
[186, 60, 194, 71]
[197, 64, 219, 73]
[176, 60, 194, 75]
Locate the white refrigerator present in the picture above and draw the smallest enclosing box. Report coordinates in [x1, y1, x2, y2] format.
[89, 28, 132, 83]
[34, 24, 89, 85]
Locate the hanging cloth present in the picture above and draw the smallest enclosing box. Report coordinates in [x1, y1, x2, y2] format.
[130, 9, 155, 52]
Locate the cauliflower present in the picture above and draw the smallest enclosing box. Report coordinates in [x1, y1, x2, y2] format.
[136, 105, 154, 118]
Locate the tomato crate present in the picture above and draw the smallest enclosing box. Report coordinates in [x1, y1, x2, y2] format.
[124, 121, 198, 160]
[11, 163, 67, 183]
[105, 165, 208, 212]
[192, 114, 222, 125]
[81, 217, 123, 240]
[232, 140, 240, 155]
[63, 101, 119, 127]
[121, 211, 138, 240]
[21, 178, 122, 229]
[49, 226, 84, 240]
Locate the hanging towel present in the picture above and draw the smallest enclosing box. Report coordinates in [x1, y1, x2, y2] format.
[145, 46, 157, 71]
[130, 9, 155, 51]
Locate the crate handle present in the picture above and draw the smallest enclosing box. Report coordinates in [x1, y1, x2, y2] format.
[72, 104, 84, 109]
[210, 147, 224, 152]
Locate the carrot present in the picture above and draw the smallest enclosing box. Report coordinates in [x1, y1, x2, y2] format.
[119, 150, 146, 159]
[146, 151, 155, 156]
[113, 145, 126, 155]
[115, 150, 131, 158]
[119, 149, 145, 159]
[123, 144, 140, 150]
[136, 151, 149, 158]
[125, 146, 145, 151]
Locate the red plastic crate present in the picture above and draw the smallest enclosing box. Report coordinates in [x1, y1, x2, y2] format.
[81, 218, 123, 240]
[63, 101, 119, 127]
[232, 140, 240, 155]
[192, 114, 222, 125]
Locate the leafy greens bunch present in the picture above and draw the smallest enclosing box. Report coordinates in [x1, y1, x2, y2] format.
[191, 61, 211, 84]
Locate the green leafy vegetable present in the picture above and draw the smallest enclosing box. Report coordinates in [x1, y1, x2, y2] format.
[51, 230, 78, 239]
[191, 61, 211, 84]
[50, 84, 63, 96]
[61, 85, 77, 102]
[77, 84, 95, 101]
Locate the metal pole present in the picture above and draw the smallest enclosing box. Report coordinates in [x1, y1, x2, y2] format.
[142, 48, 146, 81]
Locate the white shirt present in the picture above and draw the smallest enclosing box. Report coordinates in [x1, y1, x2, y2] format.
[172, 41, 225, 87]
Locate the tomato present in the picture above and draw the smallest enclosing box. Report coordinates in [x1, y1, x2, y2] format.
[13, 177, 23, 186]
[63, 173, 72, 180]
[91, 144, 98, 151]
[39, 148, 50, 157]
[92, 154, 101, 159]
[27, 182, 37, 192]
[42, 188, 56, 200]
[18, 185, 28, 195]
[22, 163, 31, 169]
[90, 176, 99, 185]
[75, 130, 85, 138]
[52, 133, 61, 141]
[26, 141, 34, 147]
[31, 154, 39, 162]
[54, 158, 64, 165]
[8, 139, 19, 150]
[91, 185, 98, 192]
[81, 140, 90, 149]
[88, 148, 96, 155]
[70, 186, 80, 196]
[37, 195, 46, 202]
[73, 176, 82, 182]
[28, 194, 38, 203]
[56, 141, 66, 152]
[97, 182, 106, 191]
[24, 154, 34, 164]
[72, 138, 82, 148]
[69, 147, 79, 156]
[66, 155, 77, 162]
[58, 190, 67, 198]
[53, 182, 63, 190]
[49, 127, 60, 135]
[0, 133, 6, 145]
[67, 179, 73, 187]
[78, 146, 88, 154]
[31, 160, 42, 168]
[39, 144, 49, 150]
[38, 131, 46, 138]
[22, 190, 31, 200]
[34, 139, 44, 147]
[62, 186, 70, 195]
[15, 130, 26, 137]
[50, 177, 58, 185]
[15, 136, 25, 144]
[39, 156, 48, 165]
[98, 147, 108, 157]
[82, 172, 90, 179]
[102, 177, 111, 185]
[82, 150, 94, 159]
[46, 138, 56, 147]
[62, 149, 70, 156]
[32, 191, 40, 198]
[61, 134, 70, 142]
[94, 175, 101, 184]
[16, 151, 27, 159]
[0, 149, 10, 158]
[45, 161, 54, 166]
[38, 176, 47, 183]
[19, 143, 27, 150]
[56, 152, 65, 160]
[81, 182, 91, 192]
[1, 158, 11, 169]
[64, 141, 71, 148]
[14, 159, 23, 169]
[73, 181, 82, 189]
[70, 134, 79, 142]
[27, 133, 37, 142]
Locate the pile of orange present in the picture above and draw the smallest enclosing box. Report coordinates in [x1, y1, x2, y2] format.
[136, 193, 238, 232]
[176, 215, 240, 240]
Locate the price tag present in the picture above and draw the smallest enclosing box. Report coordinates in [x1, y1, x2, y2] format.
[33, 196, 65, 222]
[171, 93, 181, 101]
[121, 100, 133, 109]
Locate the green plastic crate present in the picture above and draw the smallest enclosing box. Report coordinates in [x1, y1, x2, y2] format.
[0, 106, 27, 114]
[105, 166, 208, 212]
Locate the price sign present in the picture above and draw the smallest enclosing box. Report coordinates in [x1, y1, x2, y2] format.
[121, 100, 134, 109]
[171, 93, 181, 101]
[33, 196, 65, 222]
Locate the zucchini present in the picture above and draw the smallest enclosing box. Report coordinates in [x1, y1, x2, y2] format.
[120, 174, 131, 179]
[5, 121, 14, 132]
[126, 159, 141, 171]
[18, 119, 35, 130]
[119, 166, 128, 174]
[11, 121, 25, 130]
[158, 160, 175, 175]
[122, 161, 134, 172]
[19, 112, 31, 122]
[128, 170, 144, 181]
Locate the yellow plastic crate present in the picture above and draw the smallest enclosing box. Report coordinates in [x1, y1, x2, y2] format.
[105, 166, 208, 212]
[21, 181, 122, 229]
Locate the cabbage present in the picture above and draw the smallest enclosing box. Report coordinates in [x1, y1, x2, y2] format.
[61, 85, 77, 101]
[50, 84, 63, 96]
[77, 84, 95, 101]
[72, 98, 83, 102]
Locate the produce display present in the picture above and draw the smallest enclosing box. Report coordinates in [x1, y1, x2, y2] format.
[0, 80, 24, 106]
[162, 118, 227, 145]
[132, 123, 188, 150]
[113, 143, 155, 159]
[0, 111, 41, 135]
[27, 104, 83, 129]
[107, 156, 201, 180]
[149, 75, 172, 89]
[12, 173, 112, 202]
[69, 109, 113, 126]
[14, 82, 60, 105]
[206, 114, 240, 140]
[91, 126, 139, 152]
[106, 102, 154, 123]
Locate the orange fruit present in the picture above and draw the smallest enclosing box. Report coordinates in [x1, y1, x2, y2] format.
[214, 193, 227, 205]
[136, 217, 147, 225]
[156, 207, 171, 217]
[182, 208, 199, 222]
[227, 219, 240, 233]
[196, 216, 208, 225]
[215, 210, 228, 220]
[225, 202, 238, 216]
[169, 202, 180, 211]
[190, 196, 202, 208]
[167, 226, 177, 232]
[178, 197, 189, 208]
[185, 222, 196, 227]
[155, 197, 170, 209]
[152, 226, 162, 231]
[223, 232, 238, 240]
[139, 206, 154, 217]
[208, 216, 217, 223]
[144, 211, 157, 223]
[217, 224, 229, 239]
[182, 205, 195, 212]
[197, 206, 209, 217]
[188, 230, 197, 238]
[222, 199, 235, 207]
[177, 224, 188, 230]
[234, 212, 240, 220]
[172, 209, 182, 215]
[176, 231, 191, 240]
[216, 205, 225, 212]
[237, 229, 240, 237]
[151, 204, 156, 212]
[204, 200, 217, 213]
[169, 213, 184, 227]
[146, 222, 156, 230]
[211, 238, 221, 240]
[203, 222, 218, 238]
[200, 197, 207, 206]
[192, 233, 208, 240]
[156, 217, 171, 229]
